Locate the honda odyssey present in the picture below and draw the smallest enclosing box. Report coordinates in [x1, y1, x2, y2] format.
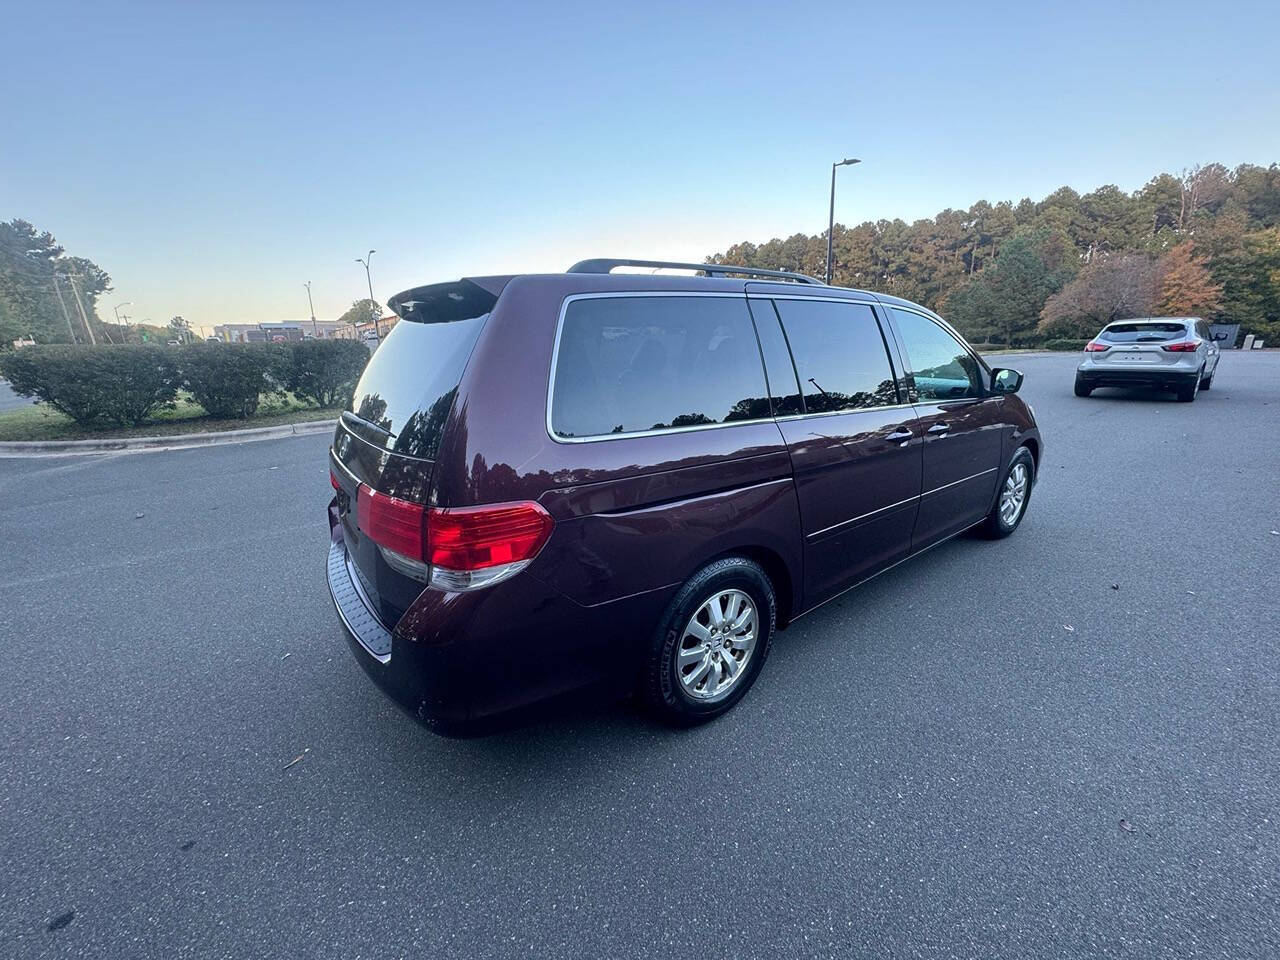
[326, 259, 1042, 734]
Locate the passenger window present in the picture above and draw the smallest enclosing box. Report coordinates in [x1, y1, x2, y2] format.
[746, 298, 803, 416]
[772, 300, 899, 414]
[891, 308, 983, 401]
[551, 296, 770, 438]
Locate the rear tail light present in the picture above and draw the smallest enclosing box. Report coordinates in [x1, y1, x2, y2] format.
[427, 502, 554, 591]
[1084, 341, 1109, 352]
[357, 486, 427, 561]
[330, 470, 341, 491]
[1161, 340, 1199, 352]
[354, 487, 553, 592]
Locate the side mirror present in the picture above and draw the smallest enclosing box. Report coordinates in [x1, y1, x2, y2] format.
[1213, 332, 1229, 341]
[991, 368, 1024, 395]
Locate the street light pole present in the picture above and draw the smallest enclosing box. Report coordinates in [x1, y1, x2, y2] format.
[356, 249, 377, 337]
[304, 281, 317, 338]
[826, 158, 860, 285]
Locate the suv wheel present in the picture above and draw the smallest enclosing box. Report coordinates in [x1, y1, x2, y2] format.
[642, 557, 775, 725]
[981, 447, 1035, 539]
[1176, 369, 1202, 403]
[1200, 369, 1214, 390]
[1074, 376, 1092, 397]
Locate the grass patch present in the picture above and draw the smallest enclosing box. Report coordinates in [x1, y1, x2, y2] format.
[0, 392, 339, 442]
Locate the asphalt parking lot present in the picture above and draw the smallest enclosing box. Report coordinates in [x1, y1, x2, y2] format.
[2, 351, 1278, 959]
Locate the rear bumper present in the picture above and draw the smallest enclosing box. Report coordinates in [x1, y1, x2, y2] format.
[325, 511, 676, 736]
[1075, 365, 1199, 390]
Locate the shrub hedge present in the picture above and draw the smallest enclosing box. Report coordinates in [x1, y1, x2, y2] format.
[178, 343, 282, 419]
[0, 344, 179, 426]
[0, 339, 370, 426]
[280, 339, 370, 408]
[1041, 338, 1090, 351]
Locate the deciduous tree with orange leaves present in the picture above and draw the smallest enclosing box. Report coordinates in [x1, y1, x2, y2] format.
[1157, 243, 1223, 317]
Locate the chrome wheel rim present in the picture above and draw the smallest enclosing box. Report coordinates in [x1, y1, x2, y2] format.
[999, 462, 1029, 526]
[677, 589, 757, 701]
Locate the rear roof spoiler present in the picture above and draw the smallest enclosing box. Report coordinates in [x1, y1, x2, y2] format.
[567, 258, 823, 285]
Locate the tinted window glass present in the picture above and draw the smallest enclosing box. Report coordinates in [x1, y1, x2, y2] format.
[551, 296, 769, 438]
[348, 280, 495, 460]
[892, 308, 983, 401]
[1099, 322, 1187, 342]
[746, 298, 803, 416]
[772, 299, 898, 414]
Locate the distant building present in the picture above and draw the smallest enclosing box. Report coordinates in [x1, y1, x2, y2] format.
[354, 315, 399, 341]
[212, 320, 348, 343]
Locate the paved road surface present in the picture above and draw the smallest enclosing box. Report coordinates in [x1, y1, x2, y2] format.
[2, 352, 1278, 959]
[0, 378, 35, 412]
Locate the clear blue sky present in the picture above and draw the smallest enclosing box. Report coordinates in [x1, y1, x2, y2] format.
[4, 0, 1278, 329]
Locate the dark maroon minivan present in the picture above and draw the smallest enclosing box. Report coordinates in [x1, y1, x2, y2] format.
[326, 259, 1041, 734]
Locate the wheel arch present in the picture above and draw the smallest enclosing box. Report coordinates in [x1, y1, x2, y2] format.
[704, 544, 797, 630]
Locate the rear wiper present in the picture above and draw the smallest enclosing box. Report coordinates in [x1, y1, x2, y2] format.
[341, 410, 393, 439]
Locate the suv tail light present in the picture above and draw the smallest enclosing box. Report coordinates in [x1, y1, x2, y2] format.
[1084, 341, 1109, 351]
[1161, 340, 1199, 352]
[354, 487, 553, 592]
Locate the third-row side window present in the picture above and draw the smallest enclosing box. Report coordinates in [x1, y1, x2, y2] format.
[551, 296, 770, 438]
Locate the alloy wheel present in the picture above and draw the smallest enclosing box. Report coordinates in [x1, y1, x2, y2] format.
[999, 462, 1029, 526]
[677, 589, 758, 701]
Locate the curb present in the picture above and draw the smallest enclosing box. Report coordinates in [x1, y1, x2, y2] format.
[0, 419, 336, 457]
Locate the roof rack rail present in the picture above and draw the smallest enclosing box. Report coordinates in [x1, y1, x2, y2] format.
[566, 258, 823, 285]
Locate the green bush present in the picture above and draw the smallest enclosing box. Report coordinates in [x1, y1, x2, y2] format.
[0, 344, 179, 425]
[282, 339, 369, 408]
[178, 343, 284, 419]
[1042, 338, 1090, 351]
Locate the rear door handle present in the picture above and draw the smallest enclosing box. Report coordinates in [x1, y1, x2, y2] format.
[926, 422, 950, 435]
[883, 427, 913, 442]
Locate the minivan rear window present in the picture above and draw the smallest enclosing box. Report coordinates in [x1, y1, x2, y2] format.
[1100, 322, 1187, 342]
[346, 280, 495, 460]
[551, 296, 769, 439]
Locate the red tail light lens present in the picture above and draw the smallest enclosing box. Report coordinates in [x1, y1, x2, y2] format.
[1084, 341, 1109, 351]
[356, 486, 427, 560]
[427, 501, 554, 571]
[330, 470, 341, 491]
[1162, 340, 1199, 352]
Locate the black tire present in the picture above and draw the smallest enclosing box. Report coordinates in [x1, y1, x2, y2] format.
[981, 446, 1035, 539]
[642, 557, 776, 725]
[1074, 376, 1093, 398]
[1200, 370, 1214, 390]
[1176, 370, 1201, 403]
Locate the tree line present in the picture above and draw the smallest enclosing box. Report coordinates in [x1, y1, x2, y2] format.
[0, 219, 196, 347]
[710, 163, 1280, 345]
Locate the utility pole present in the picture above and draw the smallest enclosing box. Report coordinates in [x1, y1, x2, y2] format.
[51, 275, 79, 343]
[114, 301, 133, 341]
[66, 274, 97, 345]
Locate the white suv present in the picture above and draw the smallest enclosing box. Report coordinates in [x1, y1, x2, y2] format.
[1074, 318, 1223, 403]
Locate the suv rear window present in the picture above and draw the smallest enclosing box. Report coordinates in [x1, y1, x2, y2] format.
[346, 280, 496, 460]
[1100, 322, 1187, 342]
[551, 295, 769, 439]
